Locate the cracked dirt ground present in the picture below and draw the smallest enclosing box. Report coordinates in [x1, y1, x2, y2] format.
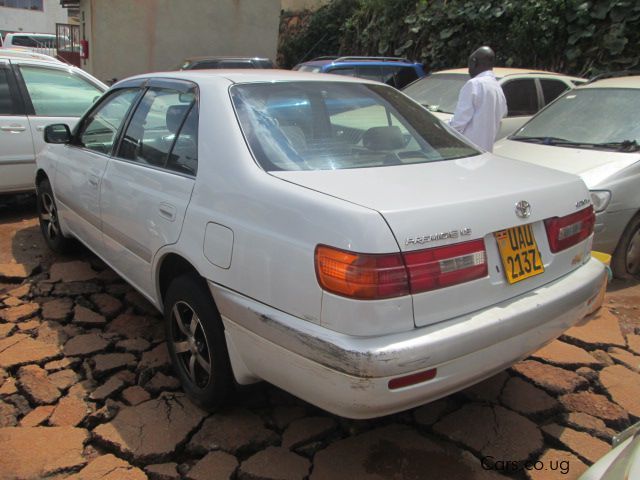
[1, 196, 639, 480]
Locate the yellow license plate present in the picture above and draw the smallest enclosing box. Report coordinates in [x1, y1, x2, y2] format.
[494, 224, 545, 284]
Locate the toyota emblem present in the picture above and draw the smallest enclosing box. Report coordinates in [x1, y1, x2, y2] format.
[515, 200, 531, 218]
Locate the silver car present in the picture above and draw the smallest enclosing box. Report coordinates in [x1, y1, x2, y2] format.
[495, 75, 640, 280]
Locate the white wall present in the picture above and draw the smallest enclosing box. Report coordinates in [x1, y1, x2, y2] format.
[0, 0, 69, 34]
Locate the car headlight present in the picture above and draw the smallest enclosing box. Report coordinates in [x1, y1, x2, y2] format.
[590, 190, 611, 213]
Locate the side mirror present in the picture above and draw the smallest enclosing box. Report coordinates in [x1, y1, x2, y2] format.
[44, 124, 71, 144]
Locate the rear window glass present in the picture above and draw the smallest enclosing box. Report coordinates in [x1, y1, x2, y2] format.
[231, 81, 478, 172]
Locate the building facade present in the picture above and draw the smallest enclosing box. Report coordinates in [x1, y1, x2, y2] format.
[0, 0, 69, 40]
[71, 0, 281, 83]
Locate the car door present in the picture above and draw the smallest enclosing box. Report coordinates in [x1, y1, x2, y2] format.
[498, 78, 541, 139]
[100, 79, 198, 298]
[53, 86, 141, 253]
[14, 61, 105, 161]
[0, 59, 35, 194]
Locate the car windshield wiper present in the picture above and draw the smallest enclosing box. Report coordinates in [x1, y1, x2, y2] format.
[511, 136, 640, 152]
[510, 136, 572, 145]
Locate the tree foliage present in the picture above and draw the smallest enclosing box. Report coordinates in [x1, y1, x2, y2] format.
[279, 0, 640, 77]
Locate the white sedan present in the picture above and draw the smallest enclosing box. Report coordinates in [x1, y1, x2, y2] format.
[36, 70, 605, 418]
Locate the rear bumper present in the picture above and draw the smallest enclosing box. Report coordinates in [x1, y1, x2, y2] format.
[211, 258, 606, 418]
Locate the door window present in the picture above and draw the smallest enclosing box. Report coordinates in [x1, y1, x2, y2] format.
[0, 67, 19, 115]
[166, 105, 198, 175]
[78, 88, 139, 155]
[117, 88, 196, 170]
[540, 79, 570, 105]
[356, 66, 383, 83]
[19, 65, 103, 117]
[501, 79, 539, 117]
[382, 66, 419, 89]
[329, 67, 356, 77]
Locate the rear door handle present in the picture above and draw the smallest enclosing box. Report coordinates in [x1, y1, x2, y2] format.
[158, 202, 176, 221]
[0, 125, 27, 132]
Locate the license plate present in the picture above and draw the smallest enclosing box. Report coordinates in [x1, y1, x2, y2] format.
[494, 225, 544, 284]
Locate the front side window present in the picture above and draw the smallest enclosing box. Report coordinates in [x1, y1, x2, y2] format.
[355, 66, 383, 83]
[329, 67, 356, 77]
[118, 88, 197, 171]
[383, 66, 419, 89]
[512, 88, 640, 149]
[0, 67, 18, 115]
[402, 73, 469, 114]
[231, 81, 479, 171]
[502, 79, 539, 117]
[19, 66, 103, 117]
[78, 88, 139, 154]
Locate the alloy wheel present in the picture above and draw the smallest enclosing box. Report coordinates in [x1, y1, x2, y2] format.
[40, 192, 61, 241]
[626, 228, 640, 277]
[170, 300, 213, 388]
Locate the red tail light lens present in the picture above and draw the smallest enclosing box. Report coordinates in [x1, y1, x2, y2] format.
[544, 206, 595, 253]
[404, 239, 488, 293]
[315, 240, 488, 300]
[315, 245, 409, 300]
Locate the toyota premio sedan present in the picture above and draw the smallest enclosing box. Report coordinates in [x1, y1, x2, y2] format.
[36, 70, 606, 418]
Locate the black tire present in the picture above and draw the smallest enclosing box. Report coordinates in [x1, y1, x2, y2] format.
[37, 178, 71, 253]
[164, 274, 234, 410]
[611, 214, 640, 280]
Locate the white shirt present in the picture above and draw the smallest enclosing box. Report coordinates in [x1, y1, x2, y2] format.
[449, 70, 507, 152]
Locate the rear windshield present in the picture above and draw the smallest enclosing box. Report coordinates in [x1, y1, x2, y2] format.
[231, 81, 478, 171]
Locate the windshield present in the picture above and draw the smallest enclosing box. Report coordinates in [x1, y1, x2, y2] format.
[512, 88, 640, 150]
[231, 81, 479, 171]
[402, 73, 469, 114]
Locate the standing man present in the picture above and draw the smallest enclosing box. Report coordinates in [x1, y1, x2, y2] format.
[450, 46, 507, 152]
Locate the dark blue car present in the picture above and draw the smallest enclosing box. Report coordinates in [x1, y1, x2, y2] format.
[293, 56, 426, 89]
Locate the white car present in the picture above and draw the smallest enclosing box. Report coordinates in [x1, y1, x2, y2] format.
[495, 75, 640, 279]
[0, 53, 107, 195]
[36, 70, 605, 418]
[403, 68, 585, 139]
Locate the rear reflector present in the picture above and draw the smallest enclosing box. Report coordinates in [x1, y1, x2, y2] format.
[545, 206, 595, 253]
[315, 240, 487, 300]
[388, 368, 437, 390]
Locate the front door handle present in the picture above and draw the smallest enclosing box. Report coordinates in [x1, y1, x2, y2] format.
[88, 175, 100, 187]
[158, 202, 176, 221]
[0, 125, 27, 133]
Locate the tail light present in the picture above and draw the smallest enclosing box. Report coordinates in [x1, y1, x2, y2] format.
[315, 240, 487, 300]
[544, 206, 595, 253]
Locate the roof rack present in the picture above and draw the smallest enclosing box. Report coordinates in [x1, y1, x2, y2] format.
[588, 70, 640, 84]
[333, 56, 411, 63]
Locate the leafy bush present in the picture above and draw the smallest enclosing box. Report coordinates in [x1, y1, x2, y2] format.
[280, 0, 640, 77]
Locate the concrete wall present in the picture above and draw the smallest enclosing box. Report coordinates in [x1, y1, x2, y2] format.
[80, 0, 281, 83]
[0, 0, 69, 35]
[281, 0, 328, 11]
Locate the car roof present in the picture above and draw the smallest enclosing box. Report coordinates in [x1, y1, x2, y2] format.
[0, 48, 64, 63]
[299, 57, 419, 67]
[118, 69, 380, 87]
[184, 56, 270, 62]
[434, 67, 582, 80]
[579, 75, 640, 89]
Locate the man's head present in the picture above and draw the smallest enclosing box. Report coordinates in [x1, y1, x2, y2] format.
[468, 46, 495, 78]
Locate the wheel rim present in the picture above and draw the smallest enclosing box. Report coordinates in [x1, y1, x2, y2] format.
[626, 228, 640, 277]
[170, 301, 213, 389]
[40, 192, 61, 241]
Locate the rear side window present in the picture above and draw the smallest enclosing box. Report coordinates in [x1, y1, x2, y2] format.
[78, 88, 139, 154]
[383, 66, 419, 89]
[502, 79, 539, 116]
[540, 79, 570, 105]
[329, 67, 356, 77]
[117, 88, 197, 173]
[19, 65, 103, 117]
[356, 66, 383, 82]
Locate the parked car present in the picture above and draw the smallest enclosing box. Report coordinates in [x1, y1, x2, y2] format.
[1, 32, 57, 50]
[177, 56, 274, 70]
[0, 48, 63, 63]
[579, 421, 640, 479]
[293, 56, 426, 89]
[0, 54, 107, 195]
[494, 74, 640, 280]
[36, 70, 605, 418]
[403, 68, 585, 139]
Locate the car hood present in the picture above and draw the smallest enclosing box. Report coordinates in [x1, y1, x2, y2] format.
[494, 139, 640, 188]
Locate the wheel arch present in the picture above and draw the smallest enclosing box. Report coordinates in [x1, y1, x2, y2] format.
[35, 168, 49, 188]
[156, 252, 206, 309]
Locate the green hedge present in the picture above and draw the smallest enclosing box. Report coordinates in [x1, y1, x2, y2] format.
[279, 0, 640, 77]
